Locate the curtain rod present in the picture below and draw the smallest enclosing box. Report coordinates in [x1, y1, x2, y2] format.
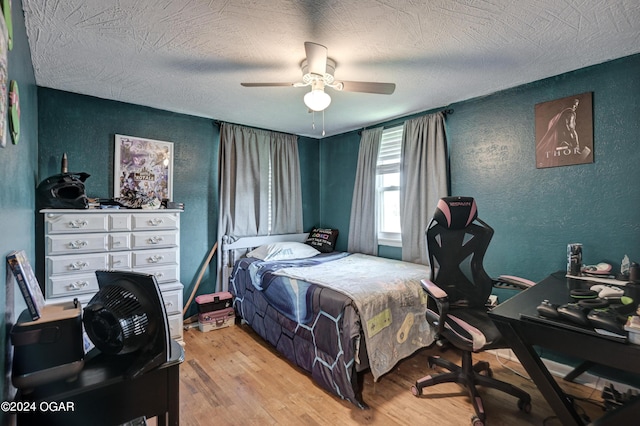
[213, 120, 294, 136]
[358, 108, 454, 135]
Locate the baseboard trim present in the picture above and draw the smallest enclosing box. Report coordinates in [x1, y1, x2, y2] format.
[488, 348, 640, 394]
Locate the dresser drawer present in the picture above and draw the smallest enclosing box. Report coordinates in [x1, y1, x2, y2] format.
[109, 233, 131, 251]
[108, 214, 132, 231]
[109, 252, 132, 269]
[45, 213, 108, 234]
[46, 253, 108, 275]
[48, 272, 99, 297]
[167, 312, 184, 340]
[46, 233, 109, 255]
[131, 230, 178, 249]
[131, 248, 178, 268]
[131, 213, 178, 231]
[136, 264, 179, 284]
[160, 287, 183, 315]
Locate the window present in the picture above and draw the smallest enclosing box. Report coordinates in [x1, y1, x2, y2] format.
[376, 126, 403, 246]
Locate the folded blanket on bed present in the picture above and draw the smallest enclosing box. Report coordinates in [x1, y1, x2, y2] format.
[272, 253, 435, 380]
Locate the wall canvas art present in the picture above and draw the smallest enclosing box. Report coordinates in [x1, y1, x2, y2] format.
[114, 134, 174, 205]
[535, 92, 593, 168]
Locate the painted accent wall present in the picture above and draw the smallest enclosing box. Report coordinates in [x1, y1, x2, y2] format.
[36, 91, 323, 316]
[447, 54, 640, 282]
[0, 0, 38, 410]
[320, 54, 640, 283]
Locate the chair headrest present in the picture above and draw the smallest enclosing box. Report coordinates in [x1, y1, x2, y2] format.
[433, 197, 478, 229]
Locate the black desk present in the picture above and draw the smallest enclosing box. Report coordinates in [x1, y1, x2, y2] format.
[489, 272, 640, 426]
[17, 340, 184, 426]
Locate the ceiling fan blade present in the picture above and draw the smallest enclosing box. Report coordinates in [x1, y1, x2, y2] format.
[304, 42, 328, 76]
[240, 82, 295, 87]
[337, 81, 396, 95]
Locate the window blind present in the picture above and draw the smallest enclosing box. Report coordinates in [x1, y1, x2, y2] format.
[376, 126, 402, 174]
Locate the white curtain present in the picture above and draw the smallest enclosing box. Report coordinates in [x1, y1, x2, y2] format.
[217, 123, 303, 290]
[400, 112, 448, 264]
[347, 127, 383, 255]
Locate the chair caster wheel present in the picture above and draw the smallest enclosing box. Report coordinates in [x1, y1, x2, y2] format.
[481, 367, 493, 378]
[410, 385, 421, 396]
[471, 415, 484, 426]
[518, 398, 532, 413]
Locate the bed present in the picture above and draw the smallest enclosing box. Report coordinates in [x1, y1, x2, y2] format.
[222, 233, 435, 408]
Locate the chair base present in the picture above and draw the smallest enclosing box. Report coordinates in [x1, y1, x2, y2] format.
[411, 351, 531, 425]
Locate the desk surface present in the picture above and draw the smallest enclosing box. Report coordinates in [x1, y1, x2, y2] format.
[490, 272, 640, 375]
[490, 272, 640, 425]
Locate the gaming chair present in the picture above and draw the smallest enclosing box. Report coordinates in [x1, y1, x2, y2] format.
[411, 196, 532, 426]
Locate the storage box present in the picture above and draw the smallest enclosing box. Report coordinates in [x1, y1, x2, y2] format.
[198, 307, 235, 332]
[195, 291, 233, 313]
[11, 301, 85, 390]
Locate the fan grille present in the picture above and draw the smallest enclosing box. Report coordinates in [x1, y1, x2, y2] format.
[84, 284, 151, 355]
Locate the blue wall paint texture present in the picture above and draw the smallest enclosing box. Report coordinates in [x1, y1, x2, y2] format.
[447, 55, 640, 282]
[1, 0, 39, 412]
[37, 88, 219, 312]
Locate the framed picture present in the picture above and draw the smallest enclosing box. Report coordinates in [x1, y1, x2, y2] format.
[535, 92, 593, 168]
[114, 134, 174, 204]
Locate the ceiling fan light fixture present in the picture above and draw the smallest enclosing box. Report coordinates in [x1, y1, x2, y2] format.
[304, 87, 331, 112]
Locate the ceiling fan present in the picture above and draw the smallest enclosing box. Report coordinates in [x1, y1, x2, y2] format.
[241, 42, 396, 113]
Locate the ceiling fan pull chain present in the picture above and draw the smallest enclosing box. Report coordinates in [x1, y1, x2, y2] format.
[322, 111, 326, 136]
[312, 111, 316, 130]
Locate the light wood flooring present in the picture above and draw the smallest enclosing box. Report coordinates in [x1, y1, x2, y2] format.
[177, 324, 606, 425]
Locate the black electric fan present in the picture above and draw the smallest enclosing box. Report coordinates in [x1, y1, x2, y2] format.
[83, 270, 171, 378]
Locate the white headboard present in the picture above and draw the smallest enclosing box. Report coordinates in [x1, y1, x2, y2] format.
[221, 233, 309, 289]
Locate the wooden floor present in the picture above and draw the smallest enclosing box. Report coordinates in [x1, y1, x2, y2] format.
[178, 324, 606, 425]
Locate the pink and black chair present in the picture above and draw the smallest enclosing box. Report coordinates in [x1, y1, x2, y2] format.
[411, 196, 533, 426]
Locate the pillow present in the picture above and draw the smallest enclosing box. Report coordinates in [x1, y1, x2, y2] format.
[305, 228, 339, 253]
[246, 241, 320, 261]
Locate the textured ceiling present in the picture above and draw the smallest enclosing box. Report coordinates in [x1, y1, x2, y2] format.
[22, 0, 640, 138]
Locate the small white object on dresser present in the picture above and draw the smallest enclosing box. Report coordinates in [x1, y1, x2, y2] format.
[39, 209, 184, 341]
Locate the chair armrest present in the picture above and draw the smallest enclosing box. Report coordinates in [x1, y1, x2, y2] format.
[421, 279, 449, 336]
[494, 274, 536, 290]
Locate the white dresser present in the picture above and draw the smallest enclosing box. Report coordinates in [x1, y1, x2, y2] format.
[39, 209, 184, 341]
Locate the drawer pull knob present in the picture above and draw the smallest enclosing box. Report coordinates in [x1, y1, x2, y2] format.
[68, 240, 88, 249]
[148, 218, 164, 226]
[155, 272, 164, 278]
[67, 281, 88, 291]
[148, 236, 164, 244]
[165, 301, 173, 307]
[148, 255, 164, 263]
[69, 220, 88, 228]
[69, 261, 89, 270]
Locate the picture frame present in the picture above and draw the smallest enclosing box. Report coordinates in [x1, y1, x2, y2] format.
[113, 134, 174, 203]
[535, 92, 594, 169]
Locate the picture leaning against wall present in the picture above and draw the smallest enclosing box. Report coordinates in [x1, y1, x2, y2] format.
[114, 134, 174, 207]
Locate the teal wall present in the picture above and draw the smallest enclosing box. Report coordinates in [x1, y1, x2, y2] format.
[37, 89, 220, 317]
[320, 54, 640, 282]
[448, 54, 640, 282]
[36, 90, 323, 316]
[0, 0, 38, 410]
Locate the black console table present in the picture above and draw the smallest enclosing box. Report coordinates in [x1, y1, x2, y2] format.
[16, 340, 184, 426]
[489, 272, 640, 425]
